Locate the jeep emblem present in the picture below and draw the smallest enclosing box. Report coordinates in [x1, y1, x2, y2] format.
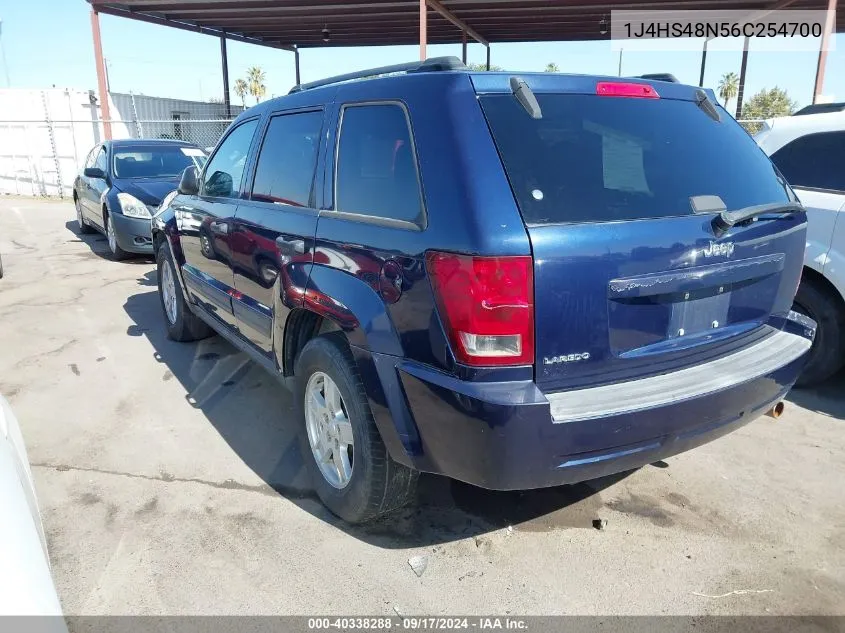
[703, 241, 735, 258]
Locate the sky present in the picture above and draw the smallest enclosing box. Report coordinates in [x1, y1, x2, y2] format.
[1, 0, 843, 112]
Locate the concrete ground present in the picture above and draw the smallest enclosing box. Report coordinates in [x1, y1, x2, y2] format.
[0, 196, 843, 616]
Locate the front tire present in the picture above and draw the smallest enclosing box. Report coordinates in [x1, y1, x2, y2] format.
[156, 245, 213, 342]
[793, 277, 845, 387]
[106, 212, 130, 261]
[295, 333, 417, 523]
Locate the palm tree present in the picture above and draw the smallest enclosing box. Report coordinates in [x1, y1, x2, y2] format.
[246, 66, 266, 104]
[544, 62, 560, 73]
[233, 78, 248, 107]
[718, 72, 739, 112]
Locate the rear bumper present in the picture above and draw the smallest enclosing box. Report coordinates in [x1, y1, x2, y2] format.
[378, 318, 814, 490]
[110, 212, 154, 254]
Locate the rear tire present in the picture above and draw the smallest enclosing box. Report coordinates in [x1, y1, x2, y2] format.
[793, 277, 845, 387]
[295, 332, 418, 523]
[156, 245, 213, 342]
[75, 196, 94, 234]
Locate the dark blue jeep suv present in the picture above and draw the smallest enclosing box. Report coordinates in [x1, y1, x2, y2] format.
[152, 57, 815, 523]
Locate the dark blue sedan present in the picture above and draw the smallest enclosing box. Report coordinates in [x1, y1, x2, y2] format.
[72, 139, 206, 260]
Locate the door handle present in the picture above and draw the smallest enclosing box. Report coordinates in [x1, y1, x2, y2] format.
[276, 235, 306, 256]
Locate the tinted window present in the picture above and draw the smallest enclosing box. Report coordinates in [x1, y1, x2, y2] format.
[113, 145, 206, 179]
[480, 94, 791, 224]
[93, 147, 107, 172]
[202, 119, 258, 198]
[251, 111, 322, 207]
[770, 131, 845, 193]
[335, 104, 423, 225]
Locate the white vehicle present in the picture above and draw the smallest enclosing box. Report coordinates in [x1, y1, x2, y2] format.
[0, 395, 66, 623]
[755, 111, 845, 385]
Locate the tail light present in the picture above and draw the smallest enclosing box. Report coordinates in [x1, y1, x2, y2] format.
[596, 81, 659, 99]
[425, 252, 534, 367]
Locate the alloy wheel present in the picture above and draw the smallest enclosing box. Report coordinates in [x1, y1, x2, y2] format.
[161, 259, 178, 325]
[304, 371, 354, 489]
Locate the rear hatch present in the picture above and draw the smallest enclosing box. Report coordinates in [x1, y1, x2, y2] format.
[476, 76, 806, 392]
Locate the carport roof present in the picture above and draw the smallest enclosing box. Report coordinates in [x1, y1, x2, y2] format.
[88, 0, 845, 50]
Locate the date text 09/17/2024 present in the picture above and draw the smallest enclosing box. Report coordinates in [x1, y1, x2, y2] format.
[307, 617, 529, 630]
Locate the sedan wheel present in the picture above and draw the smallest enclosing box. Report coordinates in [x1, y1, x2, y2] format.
[75, 197, 92, 234]
[107, 216, 117, 251]
[106, 214, 129, 261]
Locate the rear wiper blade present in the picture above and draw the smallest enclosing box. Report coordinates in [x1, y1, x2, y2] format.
[694, 89, 721, 122]
[510, 76, 542, 119]
[712, 201, 804, 236]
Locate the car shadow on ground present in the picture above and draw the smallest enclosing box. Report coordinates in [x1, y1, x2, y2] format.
[786, 369, 845, 420]
[63, 220, 154, 265]
[123, 284, 632, 548]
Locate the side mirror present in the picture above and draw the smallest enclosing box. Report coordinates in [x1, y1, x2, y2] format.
[178, 165, 200, 196]
[84, 167, 105, 179]
[204, 170, 233, 198]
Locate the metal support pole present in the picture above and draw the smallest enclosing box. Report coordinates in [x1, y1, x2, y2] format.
[294, 47, 301, 86]
[735, 36, 750, 119]
[461, 30, 467, 64]
[699, 39, 708, 87]
[485, 45, 490, 71]
[220, 35, 231, 118]
[618, 49, 623, 76]
[90, 9, 112, 140]
[813, 0, 836, 104]
[419, 0, 427, 61]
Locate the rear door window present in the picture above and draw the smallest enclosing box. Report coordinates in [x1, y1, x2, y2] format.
[335, 103, 424, 227]
[251, 111, 323, 207]
[770, 131, 845, 193]
[479, 93, 791, 224]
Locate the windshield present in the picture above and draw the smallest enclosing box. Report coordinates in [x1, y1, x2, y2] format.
[113, 146, 207, 179]
[479, 93, 791, 224]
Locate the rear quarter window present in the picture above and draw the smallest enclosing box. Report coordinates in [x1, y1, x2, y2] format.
[480, 93, 791, 224]
[770, 131, 845, 193]
[334, 103, 424, 227]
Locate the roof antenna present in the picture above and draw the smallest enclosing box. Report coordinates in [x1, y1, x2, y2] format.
[510, 76, 542, 119]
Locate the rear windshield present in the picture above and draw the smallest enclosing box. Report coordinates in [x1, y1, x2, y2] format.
[480, 94, 791, 224]
[113, 146, 206, 179]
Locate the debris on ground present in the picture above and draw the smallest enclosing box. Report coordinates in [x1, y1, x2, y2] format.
[592, 519, 608, 530]
[474, 536, 493, 554]
[408, 555, 428, 577]
[691, 589, 773, 599]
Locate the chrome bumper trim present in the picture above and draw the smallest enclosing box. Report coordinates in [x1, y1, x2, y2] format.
[548, 330, 810, 424]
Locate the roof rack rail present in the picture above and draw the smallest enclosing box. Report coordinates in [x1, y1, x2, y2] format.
[636, 73, 680, 83]
[289, 56, 467, 94]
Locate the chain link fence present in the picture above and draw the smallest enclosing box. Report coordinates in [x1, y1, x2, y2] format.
[0, 88, 240, 199]
[0, 118, 234, 199]
[738, 119, 766, 135]
[0, 87, 772, 201]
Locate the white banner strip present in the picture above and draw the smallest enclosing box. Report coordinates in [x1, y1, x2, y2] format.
[610, 10, 835, 51]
